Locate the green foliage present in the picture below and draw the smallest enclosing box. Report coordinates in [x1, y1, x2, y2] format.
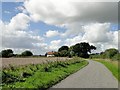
[0, 49, 13, 57]
[112, 53, 120, 61]
[72, 42, 96, 58]
[59, 50, 69, 57]
[104, 48, 119, 59]
[90, 45, 96, 50]
[21, 50, 33, 56]
[56, 42, 96, 58]
[90, 48, 120, 61]
[54, 52, 59, 57]
[57, 46, 69, 57]
[58, 46, 69, 52]
[2, 58, 88, 89]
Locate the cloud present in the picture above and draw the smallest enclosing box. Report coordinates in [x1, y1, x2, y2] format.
[45, 30, 59, 37]
[24, 0, 118, 38]
[49, 40, 62, 50]
[1, 1, 118, 54]
[24, 0, 117, 25]
[82, 23, 111, 43]
[61, 23, 84, 37]
[2, 31, 44, 49]
[64, 35, 83, 46]
[0, 13, 47, 55]
[15, 6, 27, 14]
[8, 13, 30, 30]
[64, 23, 118, 53]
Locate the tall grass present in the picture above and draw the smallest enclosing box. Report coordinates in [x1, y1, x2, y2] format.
[2, 57, 88, 89]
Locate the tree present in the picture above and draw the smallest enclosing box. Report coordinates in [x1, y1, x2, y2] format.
[72, 42, 96, 58]
[112, 53, 120, 60]
[1, 49, 13, 57]
[90, 45, 96, 52]
[67, 45, 75, 57]
[57, 46, 69, 57]
[45, 53, 47, 57]
[58, 46, 69, 52]
[104, 48, 119, 59]
[59, 50, 69, 57]
[21, 50, 33, 56]
[54, 52, 60, 57]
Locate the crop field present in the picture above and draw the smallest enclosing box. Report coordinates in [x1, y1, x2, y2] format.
[1, 57, 88, 89]
[1, 57, 71, 68]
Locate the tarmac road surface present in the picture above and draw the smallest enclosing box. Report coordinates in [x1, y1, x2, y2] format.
[52, 60, 118, 88]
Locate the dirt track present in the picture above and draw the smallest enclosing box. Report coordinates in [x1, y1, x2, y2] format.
[1, 57, 70, 68]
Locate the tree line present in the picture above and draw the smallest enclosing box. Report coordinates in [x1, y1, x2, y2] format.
[0, 42, 119, 60]
[54, 42, 96, 58]
[1, 42, 96, 58]
[90, 48, 120, 60]
[0, 49, 33, 58]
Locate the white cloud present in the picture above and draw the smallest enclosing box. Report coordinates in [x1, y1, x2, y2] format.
[0, 13, 47, 55]
[65, 35, 83, 46]
[82, 23, 111, 43]
[1, 1, 118, 54]
[45, 30, 59, 37]
[64, 23, 118, 53]
[24, 0, 118, 37]
[61, 23, 84, 37]
[49, 40, 62, 50]
[15, 6, 27, 14]
[24, 1, 117, 25]
[8, 13, 30, 30]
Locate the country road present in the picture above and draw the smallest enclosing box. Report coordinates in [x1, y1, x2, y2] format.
[52, 60, 118, 88]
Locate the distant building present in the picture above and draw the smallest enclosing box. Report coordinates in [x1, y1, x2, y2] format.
[46, 51, 55, 57]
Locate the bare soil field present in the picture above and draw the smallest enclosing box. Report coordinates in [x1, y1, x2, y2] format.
[1, 57, 71, 68]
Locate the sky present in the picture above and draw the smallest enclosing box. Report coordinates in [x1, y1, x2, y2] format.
[0, 0, 119, 55]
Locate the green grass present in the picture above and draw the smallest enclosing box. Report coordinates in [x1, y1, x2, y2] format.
[1, 58, 88, 89]
[95, 60, 119, 81]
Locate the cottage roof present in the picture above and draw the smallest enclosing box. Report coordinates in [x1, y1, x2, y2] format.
[47, 52, 54, 55]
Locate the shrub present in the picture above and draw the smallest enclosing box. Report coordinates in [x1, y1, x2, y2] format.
[59, 50, 69, 57]
[21, 50, 33, 56]
[112, 53, 120, 61]
[90, 48, 120, 61]
[104, 48, 119, 59]
[0, 49, 13, 58]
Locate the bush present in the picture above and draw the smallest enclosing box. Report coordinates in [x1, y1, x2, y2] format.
[0, 49, 13, 58]
[58, 46, 69, 52]
[59, 50, 69, 57]
[112, 53, 120, 61]
[21, 51, 33, 56]
[90, 48, 120, 61]
[2, 58, 88, 88]
[104, 48, 119, 59]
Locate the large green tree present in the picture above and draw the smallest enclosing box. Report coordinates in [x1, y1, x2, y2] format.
[104, 48, 119, 59]
[21, 50, 33, 56]
[59, 50, 69, 57]
[72, 42, 96, 58]
[1, 49, 13, 57]
[57, 46, 69, 57]
[58, 46, 69, 52]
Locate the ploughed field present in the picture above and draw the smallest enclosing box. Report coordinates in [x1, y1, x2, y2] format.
[1, 57, 71, 68]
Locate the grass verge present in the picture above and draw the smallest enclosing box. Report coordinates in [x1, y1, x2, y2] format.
[1, 58, 88, 89]
[95, 59, 119, 81]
